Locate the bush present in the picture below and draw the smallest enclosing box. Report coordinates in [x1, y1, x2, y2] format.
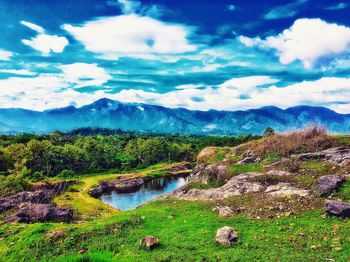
[58, 169, 75, 178]
[0, 174, 29, 197]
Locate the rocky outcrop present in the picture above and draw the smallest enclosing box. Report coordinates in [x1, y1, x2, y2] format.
[168, 172, 311, 201]
[317, 176, 345, 195]
[237, 151, 260, 165]
[265, 183, 310, 197]
[114, 178, 145, 193]
[140, 236, 160, 250]
[167, 163, 192, 173]
[215, 226, 238, 246]
[0, 181, 75, 214]
[293, 147, 350, 165]
[4, 203, 74, 223]
[325, 201, 350, 218]
[189, 163, 229, 184]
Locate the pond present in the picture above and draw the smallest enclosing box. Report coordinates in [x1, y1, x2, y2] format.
[100, 175, 188, 211]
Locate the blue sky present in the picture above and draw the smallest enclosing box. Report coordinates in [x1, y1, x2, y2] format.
[1, 0, 350, 112]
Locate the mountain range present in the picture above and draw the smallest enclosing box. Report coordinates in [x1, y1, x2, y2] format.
[0, 98, 349, 135]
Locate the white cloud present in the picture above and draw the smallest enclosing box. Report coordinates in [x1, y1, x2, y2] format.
[0, 63, 111, 110]
[239, 18, 350, 69]
[59, 63, 112, 88]
[21, 20, 69, 55]
[20, 21, 45, 33]
[0, 49, 13, 60]
[0, 69, 36, 76]
[2, 72, 350, 114]
[63, 14, 196, 60]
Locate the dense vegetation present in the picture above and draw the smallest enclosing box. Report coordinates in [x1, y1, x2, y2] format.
[0, 128, 259, 196]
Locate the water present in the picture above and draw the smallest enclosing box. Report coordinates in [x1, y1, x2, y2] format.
[100, 176, 188, 211]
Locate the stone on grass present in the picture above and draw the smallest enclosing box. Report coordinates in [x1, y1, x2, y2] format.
[317, 175, 345, 195]
[215, 226, 238, 246]
[213, 206, 235, 217]
[140, 236, 160, 250]
[325, 201, 350, 218]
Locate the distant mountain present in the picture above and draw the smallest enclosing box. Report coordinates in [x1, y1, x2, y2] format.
[0, 98, 349, 135]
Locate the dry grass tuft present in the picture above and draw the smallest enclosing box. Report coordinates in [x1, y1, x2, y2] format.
[236, 125, 336, 157]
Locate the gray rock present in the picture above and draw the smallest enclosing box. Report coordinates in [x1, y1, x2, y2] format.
[237, 151, 260, 165]
[325, 201, 350, 217]
[294, 147, 350, 166]
[317, 175, 345, 195]
[140, 236, 160, 250]
[190, 163, 229, 184]
[213, 206, 235, 217]
[216, 226, 238, 246]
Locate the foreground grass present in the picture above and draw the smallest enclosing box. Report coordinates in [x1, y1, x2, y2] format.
[54, 162, 188, 220]
[0, 199, 349, 262]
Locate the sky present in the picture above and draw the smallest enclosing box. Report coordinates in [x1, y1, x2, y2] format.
[1, 0, 350, 112]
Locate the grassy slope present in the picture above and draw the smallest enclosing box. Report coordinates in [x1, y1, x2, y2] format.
[0, 199, 349, 262]
[1, 134, 350, 261]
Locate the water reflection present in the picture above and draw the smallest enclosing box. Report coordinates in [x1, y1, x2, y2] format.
[100, 176, 188, 211]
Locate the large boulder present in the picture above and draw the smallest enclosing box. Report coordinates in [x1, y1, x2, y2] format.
[325, 201, 350, 218]
[317, 176, 345, 195]
[114, 178, 144, 193]
[51, 207, 74, 222]
[190, 163, 229, 184]
[4, 203, 74, 223]
[215, 226, 238, 246]
[139, 236, 160, 250]
[4, 203, 52, 223]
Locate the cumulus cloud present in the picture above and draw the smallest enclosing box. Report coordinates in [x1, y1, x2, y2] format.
[2, 73, 350, 113]
[63, 14, 196, 60]
[21, 21, 69, 55]
[0, 63, 111, 110]
[59, 63, 112, 88]
[0, 49, 13, 60]
[239, 18, 350, 69]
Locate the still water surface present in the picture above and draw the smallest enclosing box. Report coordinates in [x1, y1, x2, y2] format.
[100, 176, 188, 211]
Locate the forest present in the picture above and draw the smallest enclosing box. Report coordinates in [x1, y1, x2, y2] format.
[0, 128, 259, 196]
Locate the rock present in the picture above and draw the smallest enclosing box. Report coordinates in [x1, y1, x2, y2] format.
[140, 236, 160, 250]
[213, 206, 235, 217]
[115, 178, 144, 193]
[88, 187, 103, 198]
[265, 183, 310, 197]
[45, 230, 66, 239]
[51, 207, 74, 222]
[237, 151, 260, 165]
[0, 181, 76, 214]
[325, 201, 350, 217]
[215, 226, 238, 246]
[78, 249, 87, 254]
[317, 175, 345, 195]
[4, 203, 74, 223]
[167, 163, 192, 173]
[4, 203, 52, 223]
[189, 163, 229, 184]
[294, 147, 350, 166]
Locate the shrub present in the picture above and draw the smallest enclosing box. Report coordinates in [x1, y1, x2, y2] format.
[58, 169, 75, 178]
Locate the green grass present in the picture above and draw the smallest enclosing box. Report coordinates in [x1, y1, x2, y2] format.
[228, 163, 263, 176]
[0, 200, 349, 262]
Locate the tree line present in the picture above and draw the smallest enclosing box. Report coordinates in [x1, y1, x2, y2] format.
[0, 129, 260, 196]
